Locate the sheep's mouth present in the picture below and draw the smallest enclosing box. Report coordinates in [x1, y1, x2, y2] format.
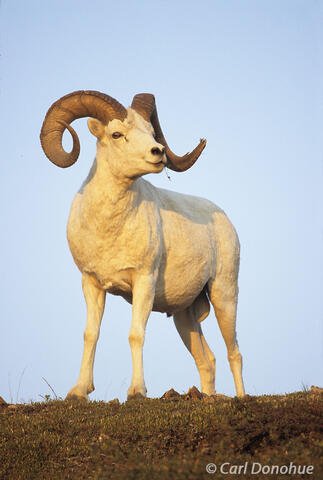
[146, 156, 167, 166]
[146, 160, 165, 167]
[149, 160, 164, 165]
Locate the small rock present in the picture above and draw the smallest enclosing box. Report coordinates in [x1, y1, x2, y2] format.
[186, 386, 203, 400]
[311, 385, 323, 393]
[161, 388, 181, 400]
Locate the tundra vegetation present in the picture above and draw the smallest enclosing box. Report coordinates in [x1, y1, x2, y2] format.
[40, 90, 245, 401]
[0, 389, 322, 479]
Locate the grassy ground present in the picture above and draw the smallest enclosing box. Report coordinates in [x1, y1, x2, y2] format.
[0, 389, 322, 479]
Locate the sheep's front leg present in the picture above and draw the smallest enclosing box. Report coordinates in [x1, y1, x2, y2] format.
[127, 274, 155, 400]
[66, 273, 106, 401]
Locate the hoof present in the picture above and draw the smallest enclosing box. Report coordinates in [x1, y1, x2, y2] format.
[127, 384, 147, 401]
[66, 386, 89, 402]
[161, 388, 181, 400]
[127, 392, 147, 401]
[65, 393, 88, 403]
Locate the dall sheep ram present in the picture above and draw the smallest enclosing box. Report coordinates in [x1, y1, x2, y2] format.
[40, 90, 245, 400]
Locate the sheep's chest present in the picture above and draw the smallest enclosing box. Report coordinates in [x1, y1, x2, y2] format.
[72, 232, 134, 295]
[66, 192, 161, 299]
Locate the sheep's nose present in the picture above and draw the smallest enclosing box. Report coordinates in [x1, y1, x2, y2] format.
[151, 146, 165, 156]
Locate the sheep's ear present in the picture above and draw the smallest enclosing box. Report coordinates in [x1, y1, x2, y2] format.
[88, 118, 105, 140]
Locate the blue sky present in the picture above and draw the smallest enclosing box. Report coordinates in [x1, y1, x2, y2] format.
[1, 0, 322, 402]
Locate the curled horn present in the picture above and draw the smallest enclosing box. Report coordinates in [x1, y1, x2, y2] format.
[40, 90, 127, 168]
[131, 93, 206, 172]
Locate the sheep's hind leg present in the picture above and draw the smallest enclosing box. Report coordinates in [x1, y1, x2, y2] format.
[66, 273, 106, 401]
[127, 274, 155, 400]
[173, 305, 216, 396]
[207, 278, 245, 397]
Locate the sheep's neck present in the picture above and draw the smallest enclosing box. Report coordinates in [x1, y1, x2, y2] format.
[82, 155, 137, 227]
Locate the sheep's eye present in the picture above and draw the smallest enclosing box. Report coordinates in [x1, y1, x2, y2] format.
[112, 132, 123, 139]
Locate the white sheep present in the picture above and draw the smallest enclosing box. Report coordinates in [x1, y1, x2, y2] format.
[40, 90, 245, 400]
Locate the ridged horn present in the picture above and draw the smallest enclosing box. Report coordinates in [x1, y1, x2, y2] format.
[131, 93, 206, 172]
[40, 90, 127, 168]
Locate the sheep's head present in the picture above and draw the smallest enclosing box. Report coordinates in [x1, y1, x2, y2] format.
[87, 108, 167, 178]
[40, 90, 206, 173]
